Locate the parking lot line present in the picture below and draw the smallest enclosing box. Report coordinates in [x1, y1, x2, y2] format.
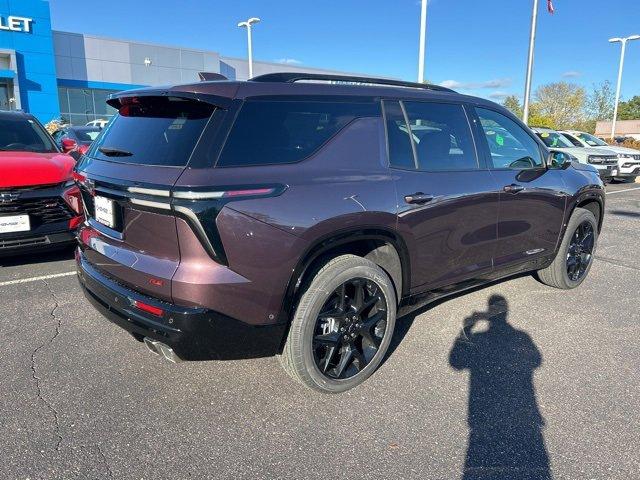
[0, 271, 76, 287]
[606, 186, 640, 195]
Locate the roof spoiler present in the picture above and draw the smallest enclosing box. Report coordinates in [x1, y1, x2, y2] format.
[198, 72, 228, 82]
[250, 72, 455, 93]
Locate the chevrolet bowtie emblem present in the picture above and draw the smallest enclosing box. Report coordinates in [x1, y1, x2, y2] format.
[0, 192, 19, 203]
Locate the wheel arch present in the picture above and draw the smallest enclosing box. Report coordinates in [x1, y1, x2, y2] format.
[280, 228, 411, 322]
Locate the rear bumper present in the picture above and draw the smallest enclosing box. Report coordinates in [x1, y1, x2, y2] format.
[76, 250, 287, 361]
[0, 230, 76, 256]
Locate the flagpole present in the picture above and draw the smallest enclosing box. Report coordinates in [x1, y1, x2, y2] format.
[522, 0, 539, 125]
[418, 0, 428, 83]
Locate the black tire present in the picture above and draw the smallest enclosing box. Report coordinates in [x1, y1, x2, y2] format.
[279, 254, 397, 393]
[536, 208, 598, 289]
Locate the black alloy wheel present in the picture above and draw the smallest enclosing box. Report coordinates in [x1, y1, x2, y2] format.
[312, 278, 388, 380]
[566, 220, 595, 282]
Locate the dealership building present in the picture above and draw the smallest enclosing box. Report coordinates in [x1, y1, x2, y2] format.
[0, 0, 351, 125]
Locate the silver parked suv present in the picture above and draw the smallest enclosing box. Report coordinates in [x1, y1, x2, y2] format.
[531, 127, 619, 182]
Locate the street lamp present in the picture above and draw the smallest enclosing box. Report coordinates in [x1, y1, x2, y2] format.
[609, 34, 640, 139]
[238, 17, 260, 79]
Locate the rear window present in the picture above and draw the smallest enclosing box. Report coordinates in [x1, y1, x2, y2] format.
[89, 96, 214, 166]
[217, 99, 379, 167]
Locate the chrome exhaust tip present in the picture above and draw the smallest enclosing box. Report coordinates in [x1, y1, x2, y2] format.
[143, 337, 182, 363]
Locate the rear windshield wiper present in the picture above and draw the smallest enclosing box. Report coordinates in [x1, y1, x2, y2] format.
[98, 146, 133, 157]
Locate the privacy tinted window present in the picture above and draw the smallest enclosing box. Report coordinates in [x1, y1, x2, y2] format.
[217, 100, 379, 167]
[90, 96, 214, 166]
[403, 102, 477, 171]
[475, 108, 543, 169]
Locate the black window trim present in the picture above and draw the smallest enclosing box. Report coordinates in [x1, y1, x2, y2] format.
[382, 98, 484, 173]
[470, 105, 548, 172]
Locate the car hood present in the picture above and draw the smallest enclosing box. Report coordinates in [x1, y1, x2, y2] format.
[0, 152, 75, 188]
[552, 146, 617, 156]
[594, 145, 640, 155]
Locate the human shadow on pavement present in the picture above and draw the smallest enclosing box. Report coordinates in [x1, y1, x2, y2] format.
[449, 294, 551, 480]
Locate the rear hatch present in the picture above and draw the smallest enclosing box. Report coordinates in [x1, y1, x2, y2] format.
[75, 90, 230, 302]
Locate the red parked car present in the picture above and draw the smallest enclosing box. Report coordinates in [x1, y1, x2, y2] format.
[0, 110, 83, 256]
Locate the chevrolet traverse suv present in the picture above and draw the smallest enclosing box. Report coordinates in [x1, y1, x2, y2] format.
[75, 73, 605, 393]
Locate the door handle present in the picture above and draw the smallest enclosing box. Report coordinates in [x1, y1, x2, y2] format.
[503, 184, 525, 194]
[404, 192, 434, 204]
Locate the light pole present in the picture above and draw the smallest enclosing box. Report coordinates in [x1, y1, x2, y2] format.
[238, 17, 260, 79]
[609, 34, 640, 139]
[522, 0, 539, 125]
[417, 0, 428, 83]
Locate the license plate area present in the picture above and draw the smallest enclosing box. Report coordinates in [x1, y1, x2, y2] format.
[0, 214, 30, 234]
[93, 195, 123, 231]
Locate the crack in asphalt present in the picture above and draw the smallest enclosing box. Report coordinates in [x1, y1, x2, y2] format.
[595, 255, 640, 272]
[29, 279, 63, 452]
[96, 444, 115, 479]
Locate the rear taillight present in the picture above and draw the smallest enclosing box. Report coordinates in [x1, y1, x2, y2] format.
[133, 300, 164, 317]
[63, 185, 83, 215]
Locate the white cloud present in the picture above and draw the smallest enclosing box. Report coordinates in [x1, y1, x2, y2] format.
[275, 58, 302, 65]
[562, 71, 581, 78]
[439, 78, 512, 90]
[488, 91, 512, 100]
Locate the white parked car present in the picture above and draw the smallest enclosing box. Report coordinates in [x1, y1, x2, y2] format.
[531, 127, 619, 182]
[561, 130, 640, 182]
[86, 119, 109, 129]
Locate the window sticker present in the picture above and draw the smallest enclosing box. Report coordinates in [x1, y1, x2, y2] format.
[496, 133, 504, 146]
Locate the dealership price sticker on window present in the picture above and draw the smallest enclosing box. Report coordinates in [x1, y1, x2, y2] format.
[0, 16, 33, 33]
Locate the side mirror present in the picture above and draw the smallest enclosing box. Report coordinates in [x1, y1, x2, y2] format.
[548, 150, 572, 169]
[61, 138, 77, 153]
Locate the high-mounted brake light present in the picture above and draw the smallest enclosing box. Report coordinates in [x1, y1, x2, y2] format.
[133, 300, 164, 317]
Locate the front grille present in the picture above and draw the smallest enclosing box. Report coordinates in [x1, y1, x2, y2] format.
[588, 155, 618, 165]
[0, 197, 74, 228]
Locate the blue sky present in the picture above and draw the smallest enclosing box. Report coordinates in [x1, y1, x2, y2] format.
[50, 0, 640, 101]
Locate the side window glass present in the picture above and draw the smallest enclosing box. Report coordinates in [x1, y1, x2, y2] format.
[475, 108, 544, 169]
[383, 100, 416, 169]
[404, 102, 478, 171]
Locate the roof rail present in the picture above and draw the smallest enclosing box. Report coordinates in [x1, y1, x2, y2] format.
[249, 72, 455, 93]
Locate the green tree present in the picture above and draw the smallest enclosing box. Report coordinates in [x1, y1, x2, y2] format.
[533, 82, 586, 129]
[617, 96, 640, 120]
[502, 95, 523, 118]
[586, 80, 614, 121]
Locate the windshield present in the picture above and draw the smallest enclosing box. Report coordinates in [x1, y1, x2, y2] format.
[536, 131, 574, 148]
[90, 96, 214, 166]
[0, 117, 58, 153]
[576, 132, 609, 147]
[73, 128, 101, 142]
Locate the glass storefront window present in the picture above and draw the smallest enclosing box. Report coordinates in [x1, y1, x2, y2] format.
[58, 87, 119, 126]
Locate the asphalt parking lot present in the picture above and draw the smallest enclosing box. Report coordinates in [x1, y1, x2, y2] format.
[1, 183, 639, 480]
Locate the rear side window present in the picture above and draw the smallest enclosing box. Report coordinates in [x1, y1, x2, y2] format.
[384, 100, 478, 171]
[217, 100, 379, 167]
[90, 96, 214, 166]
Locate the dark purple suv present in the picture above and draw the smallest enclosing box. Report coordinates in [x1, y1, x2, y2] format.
[75, 73, 604, 393]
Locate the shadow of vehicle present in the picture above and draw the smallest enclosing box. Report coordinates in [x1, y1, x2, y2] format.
[449, 294, 551, 480]
[608, 210, 640, 219]
[0, 245, 75, 267]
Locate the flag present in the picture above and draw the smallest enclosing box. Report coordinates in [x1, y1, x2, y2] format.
[547, 0, 555, 14]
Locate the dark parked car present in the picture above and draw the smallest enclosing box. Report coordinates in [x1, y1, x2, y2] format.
[52, 126, 101, 158]
[75, 73, 605, 393]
